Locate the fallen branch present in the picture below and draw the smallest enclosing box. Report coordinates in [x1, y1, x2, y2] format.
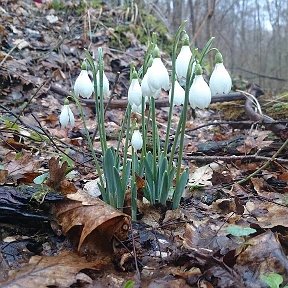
[245, 85, 288, 140]
[237, 138, 288, 184]
[50, 84, 250, 108]
[182, 154, 288, 164]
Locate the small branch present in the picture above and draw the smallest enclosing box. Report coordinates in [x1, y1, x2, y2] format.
[237, 138, 288, 185]
[182, 154, 288, 164]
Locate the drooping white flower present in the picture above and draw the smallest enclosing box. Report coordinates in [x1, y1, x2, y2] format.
[146, 46, 170, 91]
[189, 64, 211, 109]
[209, 63, 232, 96]
[59, 99, 75, 128]
[176, 45, 192, 82]
[141, 68, 155, 97]
[131, 130, 143, 150]
[169, 80, 185, 106]
[128, 76, 142, 106]
[209, 52, 232, 96]
[147, 58, 170, 91]
[96, 70, 110, 98]
[74, 69, 94, 99]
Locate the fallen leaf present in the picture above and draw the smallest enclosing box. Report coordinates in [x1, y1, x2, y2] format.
[52, 190, 130, 252]
[235, 231, 288, 278]
[188, 163, 219, 187]
[0, 251, 109, 288]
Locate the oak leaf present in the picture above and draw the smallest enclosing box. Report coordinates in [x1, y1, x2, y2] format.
[52, 190, 131, 252]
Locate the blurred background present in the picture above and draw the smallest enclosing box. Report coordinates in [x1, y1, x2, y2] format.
[106, 0, 288, 93]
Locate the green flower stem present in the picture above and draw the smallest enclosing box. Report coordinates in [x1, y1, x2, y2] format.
[73, 95, 104, 188]
[116, 105, 129, 157]
[163, 21, 187, 156]
[122, 104, 132, 181]
[141, 95, 147, 158]
[131, 148, 137, 220]
[150, 97, 157, 180]
[97, 47, 108, 151]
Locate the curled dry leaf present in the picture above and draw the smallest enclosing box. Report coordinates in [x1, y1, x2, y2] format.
[1, 251, 109, 288]
[52, 190, 130, 252]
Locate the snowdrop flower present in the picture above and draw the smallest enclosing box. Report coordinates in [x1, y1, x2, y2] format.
[147, 46, 170, 91]
[176, 34, 192, 85]
[128, 69, 142, 106]
[59, 99, 75, 128]
[209, 52, 232, 96]
[131, 103, 142, 113]
[189, 64, 211, 109]
[96, 70, 110, 98]
[141, 71, 161, 99]
[131, 130, 143, 150]
[74, 63, 94, 99]
[169, 80, 185, 106]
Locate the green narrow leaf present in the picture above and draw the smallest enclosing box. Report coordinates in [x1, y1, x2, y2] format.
[226, 225, 257, 237]
[103, 148, 116, 206]
[97, 183, 108, 203]
[159, 170, 169, 204]
[172, 168, 189, 209]
[113, 166, 125, 209]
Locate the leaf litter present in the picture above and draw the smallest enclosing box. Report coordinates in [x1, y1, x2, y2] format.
[0, 1, 287, 287]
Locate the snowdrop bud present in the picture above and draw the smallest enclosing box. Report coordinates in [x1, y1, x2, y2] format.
[59, 99, 75, 128]
[131, 130, 143, 150]
[169, 80, 185, 106]
[189, 64, 211, 109]
[74, 64, 94, 99]
[128, 70, 142, 106]
[209, 52, 232, 96]
[96, 71, 110, 98]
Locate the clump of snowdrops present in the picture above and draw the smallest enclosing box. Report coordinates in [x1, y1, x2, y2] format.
[59, 23, 232, 219]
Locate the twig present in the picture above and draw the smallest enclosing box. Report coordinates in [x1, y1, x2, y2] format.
[182, 154, 288, 164]
[237, 138, 288, 184]
[129, 222, 141, 280]
[0, 40, 25, 67]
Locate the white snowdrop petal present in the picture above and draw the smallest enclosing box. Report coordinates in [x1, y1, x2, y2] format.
[74, 70, 94, 99]
[176, 45, 192, 81]
[131, 103, 142, 113]
[209, 63, 232, 96]
[141, 69, 156, 98]
[131, 130, 143, 150]
[59, 105, 75, 128]
[147, 58, 170, 91]
[169, 80, 185, 106]
[96, 71, 110, 98]
[189, 75, 211, 109]
[128, 78, 143, 106]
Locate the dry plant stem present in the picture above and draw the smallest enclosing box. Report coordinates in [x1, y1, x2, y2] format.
[237, 138, 288, 185]
[183, 154, 288, 164]
[0, 40, 25, 67]
[30, 114, 91, 168]
[130, 222, 141, 280]
[12, 80, 48, 127]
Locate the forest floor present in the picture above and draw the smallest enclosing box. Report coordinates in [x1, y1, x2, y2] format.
[0, 1, 288, 288]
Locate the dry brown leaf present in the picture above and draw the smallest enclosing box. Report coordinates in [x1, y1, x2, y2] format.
[52, 190, 130, 252]
[46, 157, 76, 194]
[4, 152, 40, 182]
[235, 231, 288, 276]
[249, 201, 288, 228]
[1, 251, 110, 288]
